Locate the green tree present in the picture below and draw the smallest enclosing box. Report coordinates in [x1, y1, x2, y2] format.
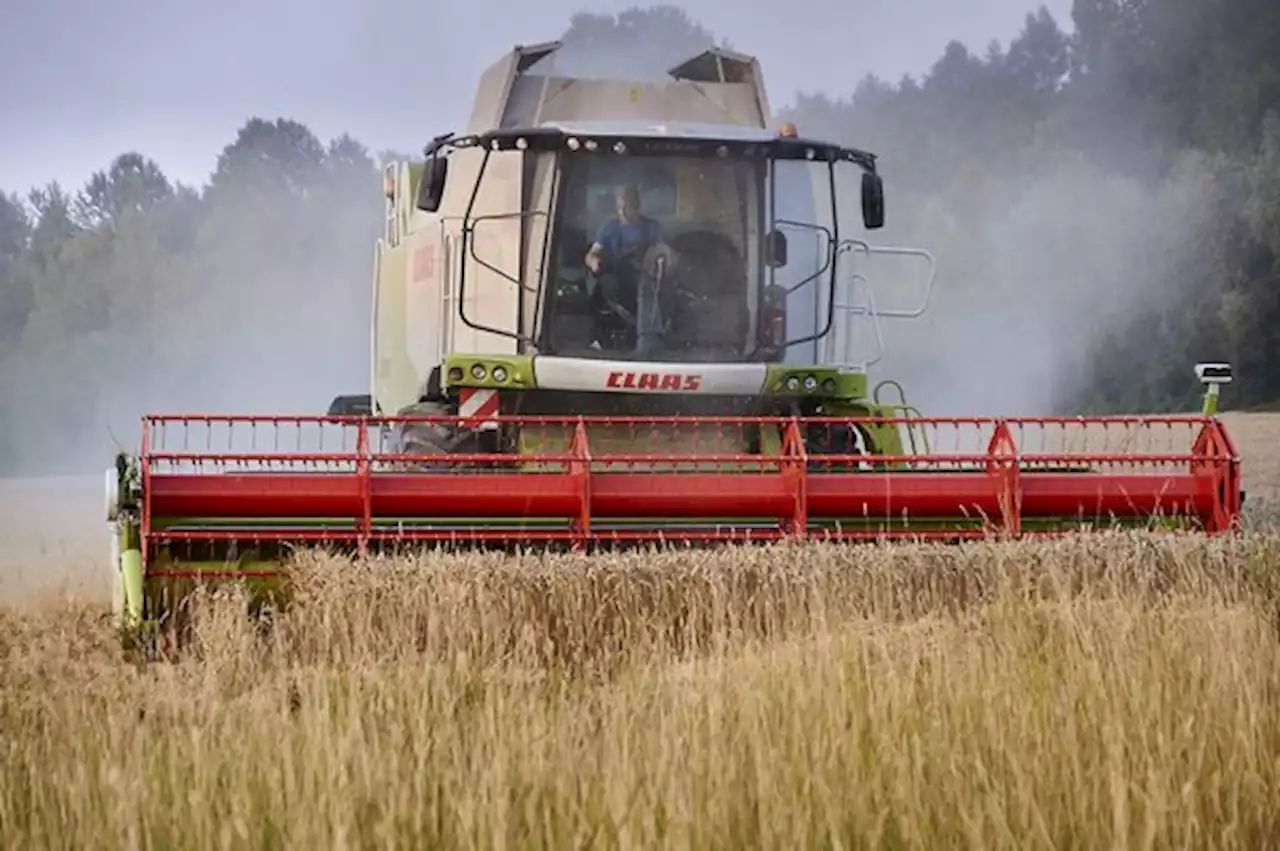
[26, 182, 79, 253]
[0, 191, 31, 336]
[210, 117, 328, 200]
[1006, 7, 1071, 100]
[73, 152, 174, 230]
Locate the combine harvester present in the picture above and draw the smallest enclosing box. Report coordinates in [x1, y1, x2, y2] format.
[105, 42, 1244, 633]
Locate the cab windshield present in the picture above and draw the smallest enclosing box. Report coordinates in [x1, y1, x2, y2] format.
[537, 151, 835, 363]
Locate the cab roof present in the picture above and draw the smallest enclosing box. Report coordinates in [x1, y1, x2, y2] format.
[432, 122, 879, 172]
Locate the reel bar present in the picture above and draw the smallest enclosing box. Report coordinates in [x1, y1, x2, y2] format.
[143, 469, 1221, 523]
[137, 413, 1242, 554]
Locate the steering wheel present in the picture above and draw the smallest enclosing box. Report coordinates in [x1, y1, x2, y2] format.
[589, 243, 679, 329]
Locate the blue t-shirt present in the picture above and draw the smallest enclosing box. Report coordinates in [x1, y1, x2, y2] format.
[595, 216, 663, 263]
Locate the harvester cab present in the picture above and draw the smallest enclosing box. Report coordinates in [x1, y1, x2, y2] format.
[106, 41, 1244, 642]
[339, 41, 939, 464]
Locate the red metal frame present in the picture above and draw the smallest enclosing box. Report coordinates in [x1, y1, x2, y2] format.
[137, 413, 1243, 565]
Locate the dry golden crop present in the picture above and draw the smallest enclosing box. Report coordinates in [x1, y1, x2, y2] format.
[3, 411, 1280, 848]
[4, 532, 1280, 849]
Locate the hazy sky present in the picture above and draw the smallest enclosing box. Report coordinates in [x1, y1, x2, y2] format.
[0, 0, 1073, 195]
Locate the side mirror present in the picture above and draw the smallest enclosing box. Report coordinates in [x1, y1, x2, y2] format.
[326, 394, 373, 416]
[861, 172, 885, 230]
[416, 155, 448, 212]
[765, 229, 788, 268]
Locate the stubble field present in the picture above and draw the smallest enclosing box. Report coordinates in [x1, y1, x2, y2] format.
[3, 412, 1280, 849]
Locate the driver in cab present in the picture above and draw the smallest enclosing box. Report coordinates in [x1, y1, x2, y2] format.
[584, 182, 665, 276]
[583, 182, 676, 357]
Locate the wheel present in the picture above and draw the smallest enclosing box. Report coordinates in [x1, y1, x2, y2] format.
[391, 401, 466, 472]
[397, 400, 456, 454]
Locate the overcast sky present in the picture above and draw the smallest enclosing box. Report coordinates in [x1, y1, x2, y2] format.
[0, 0, 1074, 196]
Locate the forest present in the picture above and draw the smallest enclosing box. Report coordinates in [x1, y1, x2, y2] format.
[1, 0, 1277, 475]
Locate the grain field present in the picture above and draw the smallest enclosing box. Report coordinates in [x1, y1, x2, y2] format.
[2, 413, 1280, 849]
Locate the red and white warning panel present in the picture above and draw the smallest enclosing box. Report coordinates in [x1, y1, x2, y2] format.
[457, 387, 500, 430]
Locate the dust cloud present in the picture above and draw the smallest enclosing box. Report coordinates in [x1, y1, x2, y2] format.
[0, 160, 379, 478]
[536, 15, 1226, 421]
[2, 4, 1228, 485]
[859, 151, 1228, 419]
[0, 166, 375, 600]
[547, 8, 720, 82]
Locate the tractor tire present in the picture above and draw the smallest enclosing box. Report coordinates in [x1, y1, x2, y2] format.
[393, 401, 461, 471]
[397, 401, 454, 453]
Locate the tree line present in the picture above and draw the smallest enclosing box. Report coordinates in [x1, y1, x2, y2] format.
[775, 0, 1280, 417]
[1, 1, 1277, 474]
[0, 122, 383, 474]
